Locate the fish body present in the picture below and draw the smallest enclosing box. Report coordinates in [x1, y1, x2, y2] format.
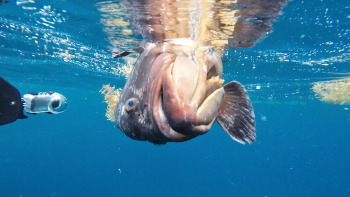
[114, 42, 255, 145]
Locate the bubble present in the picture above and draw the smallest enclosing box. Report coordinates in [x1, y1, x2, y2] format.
[16, 0, 35, 5]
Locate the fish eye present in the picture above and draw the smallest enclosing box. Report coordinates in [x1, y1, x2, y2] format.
[125, 98, 138, 114]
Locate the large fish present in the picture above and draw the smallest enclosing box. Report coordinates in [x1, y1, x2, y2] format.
[112, 0, 289, 145]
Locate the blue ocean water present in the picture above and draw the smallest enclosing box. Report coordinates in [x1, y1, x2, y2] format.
[1, 0, 350, 197]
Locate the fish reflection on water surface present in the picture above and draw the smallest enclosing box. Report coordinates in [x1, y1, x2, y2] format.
[106, 0, 290, 145]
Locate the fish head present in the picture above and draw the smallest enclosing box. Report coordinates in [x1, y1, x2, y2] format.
[115, 43, 225, 144]
[114, 43, 168, 145]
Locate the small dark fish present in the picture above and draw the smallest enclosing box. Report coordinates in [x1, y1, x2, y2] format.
[112, 51, 131, 59]
[222, 58, 231, 64]
[0, 76, 27, 126]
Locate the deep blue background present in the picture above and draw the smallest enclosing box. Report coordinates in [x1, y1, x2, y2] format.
[0, 83, 349, 197]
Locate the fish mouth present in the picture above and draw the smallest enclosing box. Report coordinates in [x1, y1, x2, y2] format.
[149, 53, 194, 142]
[148, 51, 225, 142]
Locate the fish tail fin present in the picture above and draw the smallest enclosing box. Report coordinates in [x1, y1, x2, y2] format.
[216, 81, 256, 144]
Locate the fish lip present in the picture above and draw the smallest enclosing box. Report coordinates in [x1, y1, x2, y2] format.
[149, 53, 195, 142]
[151, 83, 194, 142]
[148, 53, 174, 137]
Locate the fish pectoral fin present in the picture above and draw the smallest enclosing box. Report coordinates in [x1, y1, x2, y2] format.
[216, 81, 256, 144]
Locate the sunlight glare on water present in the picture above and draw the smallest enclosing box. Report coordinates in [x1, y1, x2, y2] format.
[1, 0, 128, 84]
[0, 0, 349, 103]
